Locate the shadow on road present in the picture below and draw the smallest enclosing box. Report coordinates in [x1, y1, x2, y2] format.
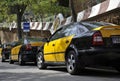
[14, 62, 37, 66]
[47, 66, 67, 73]
[75, 68, 120, 78]
[46, 66, 120, 78]
[1, 60, 120, 78]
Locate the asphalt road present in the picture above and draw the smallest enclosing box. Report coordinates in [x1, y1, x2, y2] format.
[0, 59, 120, 81]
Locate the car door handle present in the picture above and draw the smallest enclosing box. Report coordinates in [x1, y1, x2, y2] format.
[52, 44, 55, 46]
[66, 40, 69, 43]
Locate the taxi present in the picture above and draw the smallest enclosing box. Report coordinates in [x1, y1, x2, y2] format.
[9, 37, 45, 65]
[37, 21, 120, 75]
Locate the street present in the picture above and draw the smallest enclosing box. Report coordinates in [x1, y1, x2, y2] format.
[0, 59, 120, 81]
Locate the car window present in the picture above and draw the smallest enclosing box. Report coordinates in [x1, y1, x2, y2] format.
[0, 44, 2, 48]
[50, 24, 76, 41]
[49, 28, 63, 41]
[11, 42, 18, 47]
[62, 23, 88, 36]
[62, 25, 75, 36]
[49, 23, 89, 41]
[27, 38, 43, 42]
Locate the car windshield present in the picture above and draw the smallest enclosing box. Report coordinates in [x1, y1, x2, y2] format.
[2, 43, 12, 48]
[27, 38, 43, 42]
[81, 22, 116, 30]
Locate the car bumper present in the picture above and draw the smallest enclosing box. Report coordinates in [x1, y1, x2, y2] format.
[77, 47, 120, 66]
[3, 52, 10, 59]
[78, 47, 120, 53]
[22, 51, 36, 62]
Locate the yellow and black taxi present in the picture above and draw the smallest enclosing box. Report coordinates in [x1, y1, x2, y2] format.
[37, 21, 120, 75]
[9, 37, 45, 65]
[1, 43, 13, 62]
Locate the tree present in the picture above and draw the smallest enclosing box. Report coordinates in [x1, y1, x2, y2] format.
[0, 0, 27, 40]
[57, 0, 77, 22]
[57, 0, 86, 22]
[0, 0, 70, 39]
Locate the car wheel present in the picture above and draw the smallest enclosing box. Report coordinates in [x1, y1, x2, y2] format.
[1, 54, 5, 62]
[18, 54, 25, 65]
[9, 54, 14, 64]
[66, 50, 84, 75]
[37, 51, 47, 69]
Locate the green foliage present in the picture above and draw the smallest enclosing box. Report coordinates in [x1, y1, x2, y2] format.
[0, 0, 70, 23]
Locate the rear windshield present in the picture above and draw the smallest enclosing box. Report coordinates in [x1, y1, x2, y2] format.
[27, 38, 43, 42]
[81, 22, 116, 30]
[17, 38, 43, 45]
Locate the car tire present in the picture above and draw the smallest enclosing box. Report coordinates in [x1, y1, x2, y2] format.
[1, 54, 5, 62]
[37, 51, 47, 69]
[9, 54, 14, 64]
[66, 50, 84, 75]
[18, 54, 25, 66]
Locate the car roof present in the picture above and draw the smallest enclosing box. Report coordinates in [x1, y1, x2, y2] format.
[57, 21, 116, 31]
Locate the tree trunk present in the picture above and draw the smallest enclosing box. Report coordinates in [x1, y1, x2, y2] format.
[16, 4, 27, 40]
[69, 0, 77, 22]
[17, 12, 22, 40]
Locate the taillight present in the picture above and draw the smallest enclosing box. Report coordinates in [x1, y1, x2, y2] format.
[26, 44, 32, 50]
[92, 31, 104, 45]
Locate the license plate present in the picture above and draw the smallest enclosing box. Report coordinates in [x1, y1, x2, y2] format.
[112, 36, 120, 44]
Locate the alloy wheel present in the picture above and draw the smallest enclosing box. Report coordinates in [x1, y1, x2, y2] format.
[37, 52, 46, 69]
[18, 54, 24, 65]
[67, 53, 76, 73]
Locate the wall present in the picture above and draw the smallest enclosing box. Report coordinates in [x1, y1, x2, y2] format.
[0, 28, 51, 44]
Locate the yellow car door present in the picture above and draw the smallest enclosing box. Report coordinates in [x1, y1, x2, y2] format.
[44, 40, 56, 62]
[11, 45, 22, 60]
[54, 35, 74, 62]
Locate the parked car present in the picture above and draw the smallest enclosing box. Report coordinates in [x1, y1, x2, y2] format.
[0, 44, 3, 58]
[9, 37, 45, 65]
[37, 21, 120, 75]
[1, 43, 13, 62]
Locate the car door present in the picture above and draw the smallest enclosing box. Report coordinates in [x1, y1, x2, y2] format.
[54, 23, 88, 62]
[44, 40, 56, 62]
[11, 45, 22, 60]
[11, 40, 23, 60]
[53, 25, 77, 62]
[54, 35, 74, 62]
[44, 28, 62, 62]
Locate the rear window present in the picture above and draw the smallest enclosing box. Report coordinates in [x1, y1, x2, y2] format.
[81, 22, 116, 30]
[27, 38, 43, 42]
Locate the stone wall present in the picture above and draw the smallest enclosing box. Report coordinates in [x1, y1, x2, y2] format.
[0, 28, 51, 44]
[83, 8, 120, 25]
[0, 29, 18, 44]
[74, 0, 106, 13]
